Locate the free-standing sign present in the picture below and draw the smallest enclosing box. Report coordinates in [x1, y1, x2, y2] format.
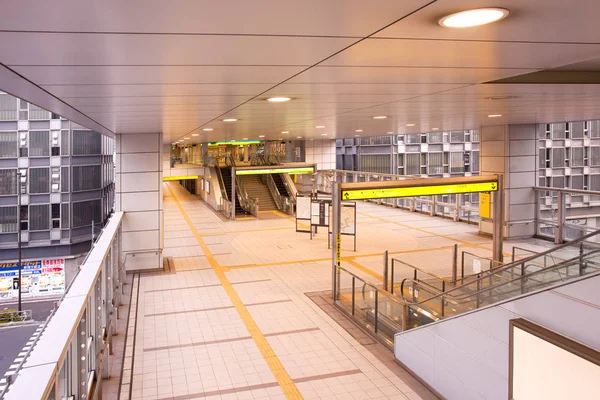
[0, 259, 66, 299]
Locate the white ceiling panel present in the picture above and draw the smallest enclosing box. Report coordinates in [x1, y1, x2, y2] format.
[288, 66, 536, 85]
[1, 0, 430, 37]
[0, 33, 353, 66]
[321, 38, 600, 69]
[258, 83, 467, 96]
[375, 0, 600, 43]
[12, 66, 301, 86]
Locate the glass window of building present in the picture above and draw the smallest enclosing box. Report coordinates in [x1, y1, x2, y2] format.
[0, 169, 17, 195]
[0, 131, 18, 158]
[72, 130, 102, 155]
[29, 204, 50, 231]
[0, 93, 18, 121]
[29, 130, 50, 157]
[0, 206, 18, 233]
[72, 165, 101, 192]
[29, 167, 50, 194]
[72, 199, 102, 228]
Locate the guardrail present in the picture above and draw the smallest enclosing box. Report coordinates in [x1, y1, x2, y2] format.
[534, 186, 600, 244]
[3, 212, 124, 400]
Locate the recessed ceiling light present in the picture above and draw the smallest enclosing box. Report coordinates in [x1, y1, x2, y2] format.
[316, 125, 326, 129]
[354, 134, 360, 137]
[296, 136, 302, 139]
[387, 132, 395, 134]
[406, 123, 415, 127]
[485, 95, 518, 101]
[267, 97, 291, 103]
[373, 116, 387, 119]
[488, 114, 503, 118]
[355, 129, 363, 132]
[192, 133, 199, 136]
[281, 131, 289, 134]
[432, 128, 440, 131]
[321, 133, 328, 136]
[203, 128, 213, 131]
[223, 118, 238, 122]
[184, 137, 190, 140]
[258, 135, 265, 138]
[439, 8, 510, 28]
[242, 138, 248, 140]
[230, 139, 235, 142]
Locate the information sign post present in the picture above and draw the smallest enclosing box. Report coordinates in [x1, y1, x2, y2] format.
[332, 181, 341, 301]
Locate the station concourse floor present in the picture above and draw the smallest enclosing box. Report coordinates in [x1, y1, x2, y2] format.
[107, 182, 551, 400]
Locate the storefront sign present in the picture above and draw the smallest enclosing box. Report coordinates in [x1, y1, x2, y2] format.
[0, 259, 66, 299]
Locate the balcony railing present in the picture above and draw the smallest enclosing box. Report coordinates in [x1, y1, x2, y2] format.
[3, 212, 125, 400]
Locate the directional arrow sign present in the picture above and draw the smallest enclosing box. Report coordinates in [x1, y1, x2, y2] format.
[341, 181, 497, 200]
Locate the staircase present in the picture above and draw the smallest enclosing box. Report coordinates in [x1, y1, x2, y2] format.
[272, 174, 289, 197]
[240, 175, 278, 211]
[219, 167, 246, 215]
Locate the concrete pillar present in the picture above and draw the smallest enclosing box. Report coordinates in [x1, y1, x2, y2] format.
[480, 124, 537, 239]
[115, 132, 163, 271]
[243, 145, 249, 162]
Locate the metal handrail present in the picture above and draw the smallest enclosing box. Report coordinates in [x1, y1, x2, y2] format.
[403, 251, 600, 313]
[533, 186, 600, 196]
[400, 231, 600, 306]
[264, 174, 284, 211]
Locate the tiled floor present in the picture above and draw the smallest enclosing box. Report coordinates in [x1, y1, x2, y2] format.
[115, 182, 550, 400]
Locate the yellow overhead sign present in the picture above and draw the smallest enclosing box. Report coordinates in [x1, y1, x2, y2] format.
[236, 167, 314, 176]
[341, 181, 497, 200]
[163, 175, 198, 181]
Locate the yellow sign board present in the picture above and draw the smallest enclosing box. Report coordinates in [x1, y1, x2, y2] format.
[163, 175, 198, 181]
[480, 192, 491, 219]
[341, 181, 497, 201]
[336, 233, 341, 267]
[236, 167, 314, 176]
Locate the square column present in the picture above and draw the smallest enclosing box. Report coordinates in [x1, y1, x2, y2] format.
[116, 133, 163, 271]
[480, 124, 537, 239]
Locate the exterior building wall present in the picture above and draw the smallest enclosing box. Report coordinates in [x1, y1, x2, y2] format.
[0, 91, 115, 258]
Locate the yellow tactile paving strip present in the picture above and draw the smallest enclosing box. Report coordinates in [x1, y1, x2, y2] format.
[165, 183, 304, 400]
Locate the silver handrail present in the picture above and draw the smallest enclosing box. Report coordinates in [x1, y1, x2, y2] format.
[264, 174, 285, 211]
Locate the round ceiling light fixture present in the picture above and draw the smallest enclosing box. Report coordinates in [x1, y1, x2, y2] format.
[431, 128, 440, 131]
[321, 133, 328, 136]
[316, 125, 326, 129]
[242, 137, 248, 140]
[203, 128, 213, 131]
[354, 134, 360, 137]
[373, 116, 387, 119]
[488, 114, 503, 118]
[406, 123, 415, 127]
[258, 135, 266, 138]
[184, 137, 190, 140]
[355, 129, 363, 132]
[267, 96, 291, 103]
[296, 136, 302, 139]
[223, 118, 238, 122]
[192, 133, 199, 137]
[439, 8, 510, 28]
[281, 131, 289, 134]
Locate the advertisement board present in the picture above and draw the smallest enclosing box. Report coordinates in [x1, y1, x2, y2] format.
[0, 258, 66, 299]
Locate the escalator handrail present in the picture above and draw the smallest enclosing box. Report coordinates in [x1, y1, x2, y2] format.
[401, 250, 600, 307]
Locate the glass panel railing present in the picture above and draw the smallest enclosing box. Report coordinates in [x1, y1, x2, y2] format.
[334, 266, 407, 348]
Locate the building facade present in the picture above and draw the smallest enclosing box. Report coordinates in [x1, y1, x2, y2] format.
[0, 92, 115, 296]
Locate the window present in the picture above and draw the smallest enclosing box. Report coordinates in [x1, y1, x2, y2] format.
[19, 132, 28, 157]
[571, 147, 584, 167]
[591, 147, 600, 167]
[450, 152, 465, 173]
[472, 130, 480, 142]
[428, 153, 443, 175]
[18, 99, 28, 120]
[72, 199, 102, 228]
[20, 205, 28, 231]
[405, 135, 420, 144]
[29, 130, 50, 157]
[61, 166, 69, 192]
[28, 104, 51, 120]
[359, 154, 391, 174]
[61, 203, 69, 229]
[0, 206, 17, 233]
[0, 169, 17, 195]
[0, 132, 18, 158]
[29, 168, 50, 194]
[472, 151, 480, 172]
[551, 148, 566, 168]
[51, 167, 60, 193]
[405, 153, 420, 175]
[450, 131, 465, 143]
[51, 131, 60, 156]
[72, 165, 101, 191]
[29, 204, 50, 231]
[60, 130, 69, 156]
[428, 132, 443, 143]
[0, 94, 18, 121]
[52, 204, 60, 229]
[72, 130, 102, 155]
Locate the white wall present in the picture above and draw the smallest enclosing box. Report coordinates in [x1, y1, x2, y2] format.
[116, 133, 163, 271]
[305, 139, 336, 171]
[394, 272, 600, 400]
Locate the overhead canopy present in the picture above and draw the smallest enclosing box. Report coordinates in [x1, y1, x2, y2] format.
[340, 175, 498, 200]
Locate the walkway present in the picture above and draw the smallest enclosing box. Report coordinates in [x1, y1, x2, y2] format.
[115, 182, 549, 400]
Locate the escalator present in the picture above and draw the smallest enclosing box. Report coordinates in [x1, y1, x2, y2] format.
[219, 166, 246, 215]
[271, 174, 289, 198]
